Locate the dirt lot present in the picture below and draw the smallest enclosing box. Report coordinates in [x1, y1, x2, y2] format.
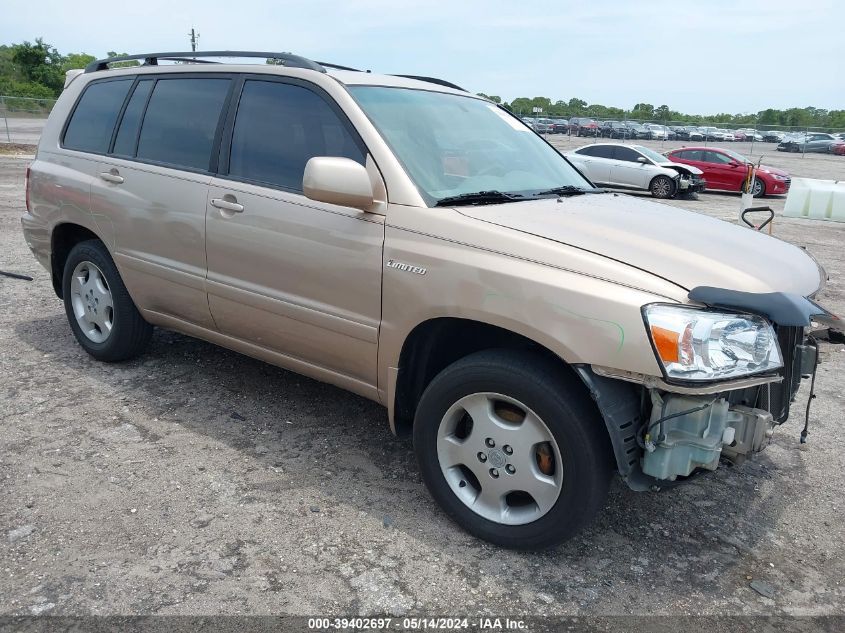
[1, 145, 845, 618]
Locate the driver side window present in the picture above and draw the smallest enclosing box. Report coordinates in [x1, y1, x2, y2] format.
[228, 80, 365, 191]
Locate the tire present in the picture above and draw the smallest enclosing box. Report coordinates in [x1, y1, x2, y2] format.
[412, 349, 613, 550]
[650, 175, 676, 199]
[62, 239, 152, 362]
[752, 178, 766, 197]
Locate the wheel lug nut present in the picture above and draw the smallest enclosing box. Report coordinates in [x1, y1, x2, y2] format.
[503, 445, 513, 455]
[505, 464, 515, 475]
[489, 468, 499, 478]
[485, 438, 495, 448]
[477, 452, 487, 463]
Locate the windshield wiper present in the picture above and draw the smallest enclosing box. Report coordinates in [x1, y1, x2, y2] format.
[435, 190, 524, 207]
[532, 185, 604, 197]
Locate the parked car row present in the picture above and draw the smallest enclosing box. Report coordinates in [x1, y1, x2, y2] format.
[521, 117, 844, 151]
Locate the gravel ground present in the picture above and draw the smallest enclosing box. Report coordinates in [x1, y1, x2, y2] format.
[1, 147, 844, 618]
[0, 118, 47, 147]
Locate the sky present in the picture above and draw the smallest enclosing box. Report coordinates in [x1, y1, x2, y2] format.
[3, 0, 843, 115]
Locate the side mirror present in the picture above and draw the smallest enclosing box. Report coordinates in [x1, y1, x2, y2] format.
[636, 156, 648, 164]
[303, 157, 374, 211]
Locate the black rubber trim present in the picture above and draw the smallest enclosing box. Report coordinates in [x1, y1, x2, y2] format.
[688, 286, 842, 330]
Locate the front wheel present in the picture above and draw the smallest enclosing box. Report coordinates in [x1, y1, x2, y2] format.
[62, 239, 152, 362]
[650, 175, 676, 199]
[413, 350, 612, 550]
[752, 178, 766, 197]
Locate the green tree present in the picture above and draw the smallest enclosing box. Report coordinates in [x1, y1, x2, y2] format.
[632, 103, 654, 120]
[105, 51, 139, 69]
[11, 38, 64, 94]
[476, 93, 502, 104]
[62, 52, 96, 72]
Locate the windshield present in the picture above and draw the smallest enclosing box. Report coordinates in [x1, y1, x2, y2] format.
[349, 86, 593, 205]
[722, 148, 750, 163]
[634, 145, 672, 164]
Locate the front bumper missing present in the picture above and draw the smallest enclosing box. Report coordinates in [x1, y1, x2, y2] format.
[580, 288, 839, 490]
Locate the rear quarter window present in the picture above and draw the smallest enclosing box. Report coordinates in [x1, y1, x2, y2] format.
[112, 79, 154, 157]
[63, 79, 133, 153]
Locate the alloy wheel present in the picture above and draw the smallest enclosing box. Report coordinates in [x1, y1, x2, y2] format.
[69, 261, 114, 343]
[436, 392, 563, 526]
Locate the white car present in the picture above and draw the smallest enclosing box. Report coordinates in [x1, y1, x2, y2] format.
[566, 143, 705, 198]
[643, 123, 668, 140]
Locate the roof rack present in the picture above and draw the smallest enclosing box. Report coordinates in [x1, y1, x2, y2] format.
[392, 75, 466, 92]
[83, 51, 467, 92]
[84, 51, 326, 73]
[316, 61, 363, 72]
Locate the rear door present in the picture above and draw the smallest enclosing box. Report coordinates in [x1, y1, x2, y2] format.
[204, 76, 385, 389]
[91, 74, 234, 329]
[570, 145, 612, 184]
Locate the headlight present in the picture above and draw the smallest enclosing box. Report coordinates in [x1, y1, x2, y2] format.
[643, 305, 782, 382]
[772, 174, 789, 181]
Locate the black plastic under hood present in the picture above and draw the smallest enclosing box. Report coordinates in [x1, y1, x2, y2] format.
[689, 286, 842, 331]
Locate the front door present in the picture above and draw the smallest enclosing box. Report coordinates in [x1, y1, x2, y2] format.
[205, 77, 385, 389]
[701, 150, 742, 191]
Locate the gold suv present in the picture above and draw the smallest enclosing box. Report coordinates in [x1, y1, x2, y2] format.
[21, 51, 841, 549]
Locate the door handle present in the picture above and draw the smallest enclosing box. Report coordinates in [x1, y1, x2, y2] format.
[99, 171, 124, 184]
[210, 198, 244, 213]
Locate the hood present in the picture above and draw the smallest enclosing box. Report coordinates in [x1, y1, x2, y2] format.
[757, 165, 788, 177]
[657, 161, 703, 176]
[456, 193, 822, 296]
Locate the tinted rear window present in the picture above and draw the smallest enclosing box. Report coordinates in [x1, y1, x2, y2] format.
[136, 78, 231, 171]
[228, 80, 365, 191]
[577, 145, 613, 159]
[112, 79, 154, 156]
[63, 79, 133, 153]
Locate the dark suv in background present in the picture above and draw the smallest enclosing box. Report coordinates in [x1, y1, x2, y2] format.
[568, 117, 600, 137]
[600, 121, 634, 139]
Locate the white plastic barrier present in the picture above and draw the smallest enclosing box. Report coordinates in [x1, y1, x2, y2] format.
[783, 178, 845, 222]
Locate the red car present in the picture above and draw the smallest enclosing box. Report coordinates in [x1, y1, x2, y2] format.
[832, 143, 845, 156]
[665, 146, 790, 197]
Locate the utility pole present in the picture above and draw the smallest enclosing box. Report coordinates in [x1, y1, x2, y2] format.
[189, 28, 199, 53]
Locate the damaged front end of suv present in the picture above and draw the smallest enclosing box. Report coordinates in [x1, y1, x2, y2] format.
[578, 287, 841, 490]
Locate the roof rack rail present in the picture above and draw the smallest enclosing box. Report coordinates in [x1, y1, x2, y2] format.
[316, 61, 362, 72]
[392, 75, 466, 92]
[84, 51, 326, 73]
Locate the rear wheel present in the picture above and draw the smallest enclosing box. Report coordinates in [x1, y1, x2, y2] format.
[413, 349, 612, 550]
[650, 175, 676, 199]
[62, 240, 152, 362]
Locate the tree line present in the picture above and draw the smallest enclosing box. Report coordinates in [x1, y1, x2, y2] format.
[1, 38, 841, 129]
[477, 96, 845, 130]
[0, 39, 136, 100]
